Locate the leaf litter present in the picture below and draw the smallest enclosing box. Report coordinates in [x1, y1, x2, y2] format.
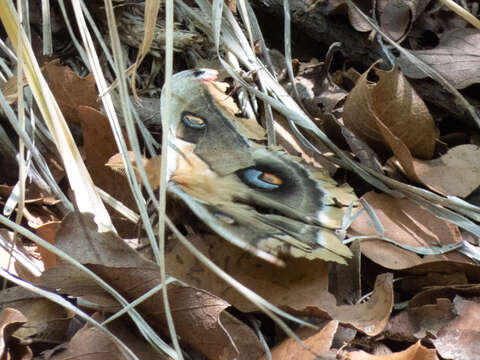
[1, 1, 480, 359]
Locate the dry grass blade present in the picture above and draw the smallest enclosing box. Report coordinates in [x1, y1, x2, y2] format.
[131, 0, 161, 101]
[0, 0, 114, 232]
[439, 0, 480, 29]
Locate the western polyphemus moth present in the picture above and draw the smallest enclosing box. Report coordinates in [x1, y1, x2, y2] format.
[108, 69, 357, 265]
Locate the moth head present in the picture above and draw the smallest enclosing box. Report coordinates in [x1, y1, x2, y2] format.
[161, 69, 254, 175]
[161, 68, 217, 136]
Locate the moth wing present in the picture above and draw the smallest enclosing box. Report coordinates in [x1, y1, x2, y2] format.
[169, 185, 350, 265]
[234, 147, 358, 229]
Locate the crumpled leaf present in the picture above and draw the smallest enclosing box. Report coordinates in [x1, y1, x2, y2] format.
[376, 0, 430, 41]
[347, 0, 430, 41]
[349, 192, 466, 270]
[398, 28, 480, 89]
[343, 64, 438, 159]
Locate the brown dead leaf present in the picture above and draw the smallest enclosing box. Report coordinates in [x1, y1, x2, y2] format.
[165, 233, 334, 313]
[43, 60, 100, 124]
[77, 105, 137, 237]
[0, 287, 74, 348]
[48, 313, 165, 360]
[219, 312, 265, 360]
[398, 28, 480, 89]
[376, 0, 430, 42]
[266, 320, 338, 360]
[377, 0, 412, 41]
[343, 65, 438, 159]
[0, 307, 32, 360]
[432, 296, 480, 360]
[38, 212, 262, 359]
[166, 234, 393, 336]
[349, 192, 465, 270]
[401, 144, 480, 197]
[347, 341, 438, 359]
[347, 0, 430, 41]
[385, 298, 454, 341]
[36, 221, 60, 269]
[326, 273, 394, 336]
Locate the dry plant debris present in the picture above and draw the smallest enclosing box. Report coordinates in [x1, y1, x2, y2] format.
[1, 0, 480, 359]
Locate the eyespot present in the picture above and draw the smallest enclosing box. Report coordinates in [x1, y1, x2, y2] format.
[182, 112, 207, 129]
[260, 172, 283, 186]
[239, 168, 282, 190]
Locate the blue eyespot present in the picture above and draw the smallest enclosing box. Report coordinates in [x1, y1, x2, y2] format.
[182, 113, 207, 129]
[241, 169, 282, 190]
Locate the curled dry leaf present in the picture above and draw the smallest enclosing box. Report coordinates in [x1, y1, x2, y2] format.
[0, 307, 32, 360]
[347, 0, 430, 41]
[349, 192, 466, 270]
[0, 286, 74, 348]
[398, 28, 480, 89]
[343, 64, 438, 159]
[376, 0, 430, 42]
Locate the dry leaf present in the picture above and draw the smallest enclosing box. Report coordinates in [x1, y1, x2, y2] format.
[38, 212, 261, 359]
[398, 28, 480, 89]
[166, 234, 393, 336]
[326, 273, 394, 336]
[349, 192, 465, 270]
[376, 0, 430, 42]
[266, 320, 338, 360]
[0, 307, 32, 360]
[347, 341, 438, 359]
[432, 296, 480, 360]
[47, 313, 166, 360]
[343, 65, 438, 159]
[43, 60, 100, 124]
[78, 105, 137, 237]
[0, 288, 74, 348]
[399, 144, 480, 197]
[35, 221, 60, 269]
[386, 298, 454, 341]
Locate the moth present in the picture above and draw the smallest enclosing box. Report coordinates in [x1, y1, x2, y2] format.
[108, 69, 356, 265]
